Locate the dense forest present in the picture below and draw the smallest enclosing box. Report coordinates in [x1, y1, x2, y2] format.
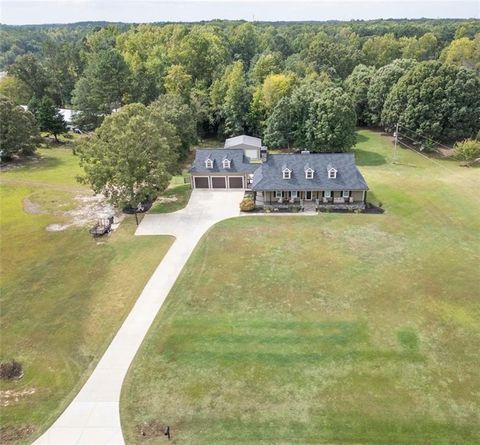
[1, 18, 480, 154]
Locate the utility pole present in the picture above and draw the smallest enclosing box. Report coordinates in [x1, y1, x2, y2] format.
[393, 122, 399, 163]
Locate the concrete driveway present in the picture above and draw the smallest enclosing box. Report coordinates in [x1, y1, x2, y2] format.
[34, 190, 244, 445]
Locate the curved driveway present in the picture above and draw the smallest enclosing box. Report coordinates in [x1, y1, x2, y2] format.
[34, 190, 244, 445]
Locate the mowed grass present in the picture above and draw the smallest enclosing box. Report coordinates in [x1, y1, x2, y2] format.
[150, 184, 192, 214]
[121, 130, 480, 444]
[0, 148, 173, 444]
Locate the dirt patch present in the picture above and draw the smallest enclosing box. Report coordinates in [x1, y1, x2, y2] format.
[63, 194, 121, 229]
[436, 147, 456, 158]
[136, 420, 170, 440]
[23, 191, 124, 232]
[0, 155, 43, 172]
[156, 196, 178, 204]
[0, 425, 36, 443]
[22, 198, 42, 214]
[45, 223, 72, 232]
[0, 388, 36, 407]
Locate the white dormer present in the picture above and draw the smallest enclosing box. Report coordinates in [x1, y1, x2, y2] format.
[305, 167, 314, 179]
[205, 158, 213, 169]
[282, 167, 292, 179]
[328, 167, 337, 179]
[222, 158, 231, 169]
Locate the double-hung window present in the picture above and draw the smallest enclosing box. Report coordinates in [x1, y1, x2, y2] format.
[342, 190, 350, 198]
[324, 190, 331, 198]
[275, 190, 282, 198]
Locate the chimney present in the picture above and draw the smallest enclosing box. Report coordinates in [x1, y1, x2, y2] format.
[261, 145, 268, 162]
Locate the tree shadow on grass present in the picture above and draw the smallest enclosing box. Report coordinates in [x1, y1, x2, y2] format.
[355, 148, 387, 166]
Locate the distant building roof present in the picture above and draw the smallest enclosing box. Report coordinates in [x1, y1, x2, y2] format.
[189, 149, 259, 174]
[20, 105, 75, 124]
[251, 153, 368, 191]
[224, 135, 262, 149]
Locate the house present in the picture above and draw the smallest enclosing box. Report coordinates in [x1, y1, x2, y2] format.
[252, 152, 368, 205]
[189, 136, 368, 208]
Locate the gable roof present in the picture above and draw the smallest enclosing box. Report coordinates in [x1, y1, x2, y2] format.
[224, 135, 262, 149]
[251, 153, 368, 191]
[189, 149, 259, 174]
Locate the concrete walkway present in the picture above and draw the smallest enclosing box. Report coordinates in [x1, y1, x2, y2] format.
[34, 190, 244, 445]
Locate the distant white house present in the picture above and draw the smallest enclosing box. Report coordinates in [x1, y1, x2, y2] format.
[224, 135, 266, 161]
[21, 105, 75, 125]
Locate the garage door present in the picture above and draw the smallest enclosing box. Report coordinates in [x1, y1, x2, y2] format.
[228, 176, 244, 188]
[194, 177, 209, 188]
[211, 177, 227, 188]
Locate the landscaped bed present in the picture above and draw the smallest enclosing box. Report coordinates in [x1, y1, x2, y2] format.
[121, 130, 480, 444]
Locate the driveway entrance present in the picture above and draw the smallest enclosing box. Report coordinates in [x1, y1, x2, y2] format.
[34, 190, 244, 445]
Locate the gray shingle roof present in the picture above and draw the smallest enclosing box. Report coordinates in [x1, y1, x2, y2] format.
[189, 149, 259, 174]
[224, 135, 262, 148]
[251, 153, 368, 191]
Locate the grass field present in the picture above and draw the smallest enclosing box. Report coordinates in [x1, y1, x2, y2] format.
[0, 148, 173, 444]
[121, 130, 480, 444]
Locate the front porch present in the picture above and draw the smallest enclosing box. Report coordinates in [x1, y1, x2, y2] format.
[253, 191, 366, 213]
[254, 190, 366, 209]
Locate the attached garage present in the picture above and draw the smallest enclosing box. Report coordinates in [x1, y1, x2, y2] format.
[193, 177, 209, 189]
[228, 176, 244, 189]
[211, 177, 227, 189]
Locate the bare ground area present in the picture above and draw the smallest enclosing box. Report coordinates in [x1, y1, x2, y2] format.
[22, 192, 123, 232]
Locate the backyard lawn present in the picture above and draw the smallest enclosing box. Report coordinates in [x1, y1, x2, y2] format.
[121, 130, 480, 444]
[0, 148, 173, 444]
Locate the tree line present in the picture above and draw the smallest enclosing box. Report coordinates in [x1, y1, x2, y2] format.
[1, 20, 479, 144]
[1, 20, 479, 209]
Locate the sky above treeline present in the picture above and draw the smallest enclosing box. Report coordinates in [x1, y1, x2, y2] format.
[0, 0, 478, 25]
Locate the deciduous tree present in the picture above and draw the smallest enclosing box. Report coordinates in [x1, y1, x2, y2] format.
[0, 75, 32, 104]
[440, 35, 480, 74]
[0, 96, 39, 160]
[305, 86, 356, 152]
[163, 65, 193, 102]
[345, 64, 376, 126]
[367, 58, 416, 126]
[149, 94, 198, 159]
[363, 33, 403, 67]
[382, 61, 480, 141]
[76, 103, 179, 209]
[210, 61, 250, 136]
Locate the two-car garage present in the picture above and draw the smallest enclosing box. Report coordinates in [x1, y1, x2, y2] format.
[192, 175, 245, 189]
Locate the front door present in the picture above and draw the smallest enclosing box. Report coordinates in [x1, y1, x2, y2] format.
[305, 191, 312, 200]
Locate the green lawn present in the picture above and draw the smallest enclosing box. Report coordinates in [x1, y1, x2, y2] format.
[150, 184, 192, 214]
[0, 148, 173, 444]
[121, 130, 480, 444]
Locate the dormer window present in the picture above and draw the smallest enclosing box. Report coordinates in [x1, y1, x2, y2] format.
[328, 168, 337, 179]
[305, 168, 314, 179]
[282, 168, 292, 179]
[205, 158, 213, 169]
[222, 159, 231, 169]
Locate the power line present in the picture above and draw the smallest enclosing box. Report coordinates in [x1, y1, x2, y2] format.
[397, 123, 455, 152]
